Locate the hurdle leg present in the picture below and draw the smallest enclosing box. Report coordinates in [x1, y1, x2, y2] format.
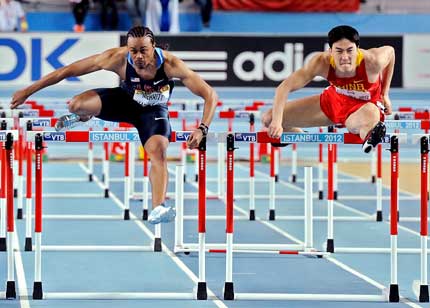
[25, 142, 33, 250]
[33, 133, 44, 300]
[0, 199, 5, 251]
[290, 144, 297, 182]
[376, 144, 383, 221]
[418, 136, 429, 302]
[129, 142, 136, 198]
[142, 149, 149, 220]
[326, 144, 334, 253]
[17, 132, 24, 219]
[197, 138, 207, 300]
[87, 140, 94, 182]
[103, 141, 110, 198]
[333, 143, 338, 200]
[224, 135, 234, 300]
[217, 143, 225, 199]
[249, 113, 256, 220]
[389, 136, 399, 302]
[194, 149, 199, 182]
[174, 165, 184, 251]
[304, 167, 313, 249]
[269, 146, 276, 220]
[123, 143, 130, 220]
[0, 144, 6, 251]
[371, 147, 376, 183]
[318, 137, 324, 200]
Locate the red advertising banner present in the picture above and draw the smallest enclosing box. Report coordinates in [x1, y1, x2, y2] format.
[213, 0, 360, 12]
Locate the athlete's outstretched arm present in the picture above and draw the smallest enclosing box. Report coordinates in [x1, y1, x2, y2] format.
[165, 52, 218, 148]
[10, 48, 124, 109]
[268, 52, 327, 138]
[376, 46, 395, 114]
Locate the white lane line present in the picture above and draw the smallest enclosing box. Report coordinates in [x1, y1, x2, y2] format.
[13, 229, 31, 308]
[80, 163, 227, 308]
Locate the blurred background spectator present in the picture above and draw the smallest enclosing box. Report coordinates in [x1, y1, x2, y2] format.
[0, 0, 28, 32]
[126, 0, 147, 27]
[98, 0, 118, 30]
[70, 0, 89, 32]
[195, 0, 212, 28]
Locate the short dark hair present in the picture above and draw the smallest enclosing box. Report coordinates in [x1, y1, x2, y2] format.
[328, 25, 360, 48]
[126, 26, 155, 45]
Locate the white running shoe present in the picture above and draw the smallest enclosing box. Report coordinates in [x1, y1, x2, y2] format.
[55, 113, 81, 131]
[148, 204, 176, 224]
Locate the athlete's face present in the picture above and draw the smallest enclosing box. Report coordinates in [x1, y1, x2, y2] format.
[330, 39, 358, 74]
[127, 36, 155, 70]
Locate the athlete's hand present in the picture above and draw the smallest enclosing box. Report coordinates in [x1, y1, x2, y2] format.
[186, 128, 204, 149]
[267, 121, 283, 139]
[10, 89, 29, 109]
[382, 95, 392, 115]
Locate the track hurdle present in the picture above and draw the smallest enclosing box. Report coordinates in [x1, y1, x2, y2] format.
[28, 131, 209, 300]
[174, 131, 327, 253]
[26, 130, 165, 252]
[221, 133, 396, 302]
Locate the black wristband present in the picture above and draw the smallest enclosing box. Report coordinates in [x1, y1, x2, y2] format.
[198, 123, 208, 136]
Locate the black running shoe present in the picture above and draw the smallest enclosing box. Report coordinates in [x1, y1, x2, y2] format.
[362, 121, 386, 153]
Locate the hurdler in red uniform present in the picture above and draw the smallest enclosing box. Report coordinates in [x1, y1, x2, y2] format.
[263, 25, 395, 153]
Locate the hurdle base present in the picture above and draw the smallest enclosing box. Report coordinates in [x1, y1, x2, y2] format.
[0, 237, 6, 251]
[33, 281, 43, 300]
[154, 238, 162, 252]
[183, 174, 186, 183]
[224, 282, 234, 300]
[104, 189, 109, 198]
[14, 188, 18, 198]
[25, 237, 32, 251]
[419, 285, 429, 302]
[123, 209, 130, 220]
[142, 209, 148, 220]
[376, 211, 383, 222]
[17, 208, 23, 219]
[326, 239, 334, 253]
[318, 191, 323, 200]
[249, 210, 255, 221]
[88, 174, 93, 182]
[195, 174, 198, 182]
[6, 281, 16, 299]
[291, 174, 296, 183]
[371, 175, 376, 183]
[275, 175, 279, 182]
[197, 282, 207, 300]
[269, 210, 275, 221]
[389, 284, 399, 302]
[333, 191, 338, 200]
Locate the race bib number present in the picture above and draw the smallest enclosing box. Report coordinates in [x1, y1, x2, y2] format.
[133, 85, 170, 106]
[335, 87, 371, 101]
